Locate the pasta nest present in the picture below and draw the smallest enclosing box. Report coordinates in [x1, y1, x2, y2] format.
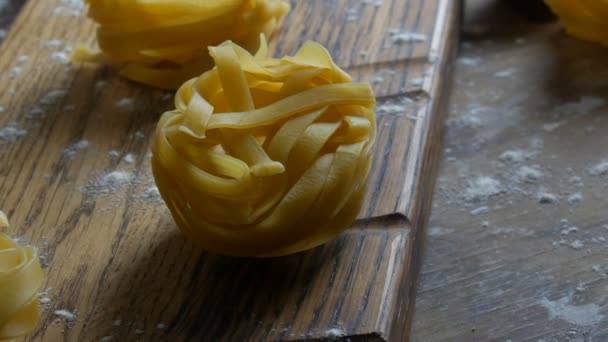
[0, 212, 43, 340]
[74, 0, 290, 89]
[152, 38, 377, 257]
[545, 0, 608, 45]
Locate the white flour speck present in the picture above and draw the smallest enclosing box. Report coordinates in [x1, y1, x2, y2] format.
[516, 165, 543, 183]
[45, 39, 62, 48]
[116, 98, 134, 110]
[428, 227, 454, 236]
[100, 336, 113, 342]
[51, 52, 70, 64]
[64, 139, 89, 159]
[498, 149, 531, 163]
[538, 192, 558, 204]
[569, 240, 584, 250]
[122, 153, 135, 164]
[494, 68, 516, 78]
[589, 160, 608, 176]
[0, 122, 27, 143]
[470, 206, 489, 216]
[567, 193, 583, 204]
[16, 55, 29, 63]
[54, 309, 77, 322]
[560, 226, 578, 235]
[41, 89, 67, 105]
[141, 186, 161, 201]
[541, 295, 603, 326]
[464, 176, 502, 202]
[9, 67, 22, 77]
[388, 29, 426, 44]
[98, 171, 134, 188]
[323, 328, 345, 340]
[458, 57, 481, 66]
[157, 323, 167, 329]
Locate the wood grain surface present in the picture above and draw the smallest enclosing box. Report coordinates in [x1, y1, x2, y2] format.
[412, 0, 608, 341]
[0, 0, 458, 341]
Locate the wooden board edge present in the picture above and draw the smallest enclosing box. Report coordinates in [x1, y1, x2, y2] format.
[389, 0, 461, 341]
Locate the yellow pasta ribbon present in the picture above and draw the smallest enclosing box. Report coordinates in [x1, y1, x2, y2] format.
[545, 0, 608, 45]
[0, 211, 43, 341]
[73, 0, 290, 89]
[152, 37, 377, 256]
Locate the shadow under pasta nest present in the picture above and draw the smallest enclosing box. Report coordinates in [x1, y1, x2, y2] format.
[87, 224, 337, 341]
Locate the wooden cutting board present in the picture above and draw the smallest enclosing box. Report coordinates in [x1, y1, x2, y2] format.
[0, 0, 459, 341]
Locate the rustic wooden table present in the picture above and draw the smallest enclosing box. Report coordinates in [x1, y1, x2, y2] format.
[1, 0, 607, 341]
[411, 0, 608, 341]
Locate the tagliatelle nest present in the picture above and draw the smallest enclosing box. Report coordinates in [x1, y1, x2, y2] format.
[0, 211, 43, 340]
[545, 0, 608, 45]
[152, 37, 377, 257]
[73, 0, 290, 89]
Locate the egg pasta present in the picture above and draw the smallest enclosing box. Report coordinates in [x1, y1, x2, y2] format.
[152, 37, 377, 256]
[73, 0, 290, 89]
[0, 211, 43, 341]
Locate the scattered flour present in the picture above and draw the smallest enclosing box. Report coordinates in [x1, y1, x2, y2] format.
[498, 149, 530, 163]
[116, 98, 134, 110]
[109, 150, 120, 159]
[122, 153, 135, 164]
[457, 57, 481, 67]
[98, 171, 134, 188]
[100, 336, 113, 342]
[428, 227, 454, 236]
[494, 68, 516, 78]
[516, 165, 543, 183]
[322, 328, 346, 340]
[362, 0, 383, 6]
[157, 323, 167, 329]
[345, 8, 358, 21]
[51, 0, 85, 16]
[589, 160, 608, 176]
[10, 67, 22, 78]
[27, 89, 67, 118]
[54, 309, 77, 322]
[569, 240, 584, 250]
[388, 29, 427, 44]
[16, 55, 29, 64]
[39, 296, 52, 305]
[64, 139, 89, 159]
[541, 295, 603, 326]
[542, 120, 567, 132]
[0, 122, 27, 143]
[51, 52, 70, 64]
[537, 192, 558, 204]
[470, 206, 489, 216]
[464, 176, 502, 202]
[566, 193, 583, 204]
[141, 186, 161, 201]
[560, 226, 578, 235]
[44, 39, 63, 48]
[41, 89, 68, 105]
[376, 97, 415, 117]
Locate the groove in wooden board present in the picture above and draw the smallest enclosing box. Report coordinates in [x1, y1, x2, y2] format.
[0, 0, 458, 341]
